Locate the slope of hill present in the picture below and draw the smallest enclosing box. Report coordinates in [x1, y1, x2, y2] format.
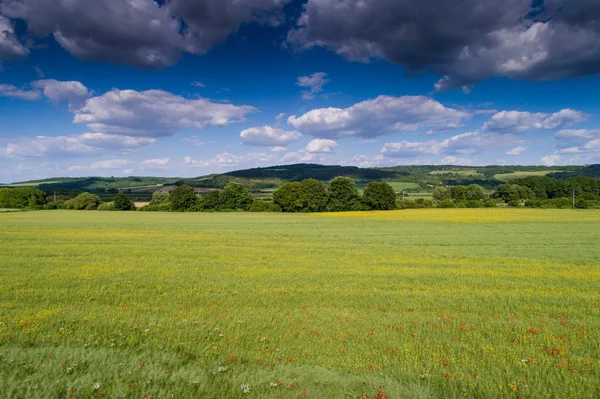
[2, 164, 598, 201]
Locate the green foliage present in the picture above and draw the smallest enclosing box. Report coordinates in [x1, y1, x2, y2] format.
[219, 183, 254, 211]
[169, 185, 200, 212]
[201, 190, 222, 211]
[299, 178, 328, 212]
[64, 192, 102, 210]
[432, 187, 450, 201]
[0, 187, 46, 209]
[97, 201, 118, 211]
[149, 191, 169, 205]
[327, 177, 361, 212]
[273, 182, 303, 212]
[492, 184, 535, 203]
[114, 193, 136, 211]
[437, 199, 455, 208]
[248, 201, 282, 212]
[362, 181, 397, 210]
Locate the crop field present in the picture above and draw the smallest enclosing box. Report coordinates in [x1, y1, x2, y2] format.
[0, 210, 599, 398]
[494, 171, 562, 181]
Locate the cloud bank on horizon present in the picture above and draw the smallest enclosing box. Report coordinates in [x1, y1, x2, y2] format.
[1, 0, 600, 181]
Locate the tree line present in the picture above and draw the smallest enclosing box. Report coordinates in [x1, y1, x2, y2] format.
[2, 174, 599, 212]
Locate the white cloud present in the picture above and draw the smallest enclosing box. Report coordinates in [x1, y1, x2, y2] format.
[483, 109, 587, 133]
[191, 81, 206, 88]
[288, 95, 469, 139]
[240, 125, 302, 146]
[184, 152, 273, 168]
[542, 129, 600, 165]
[1, 133, 155, 158]
[440, 156, 474, 166]
[0, 83, 41, 100]
[296, 72, 329, 100]
[0, 15, 29, 60]
[69, 159, 132, 171]
[382, 131, 515, 159]
[506, 146, 526, 156]
[140, 158, 170, 166]
[31, 79, 91, 109]
[73, 89, 257, 137]
[122, 168, 134, 175]
[305, 138, 336, 153]
[271, 146, 287, 152]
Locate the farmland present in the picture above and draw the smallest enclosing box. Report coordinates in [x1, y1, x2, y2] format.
[0, 210, 599, 398]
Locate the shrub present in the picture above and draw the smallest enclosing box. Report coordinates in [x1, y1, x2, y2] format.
[219, 183, 254, 211]
[64, 192, 102, 210]
[273, 182, 303, 212]
[362, 181, 397, 210]
[437, 199, 455, 208]
[397, 200, 425, 209]
[0, 187, 46, 209]
[432, 187, 450, 201]
[327, 177, 361, 212]
[114, 193, 135, 211]
[98, 201, 118, 211]
[249, 201, 282, 212]
[465, 200, 484, 208]
[483, 199, 498, 208]
[575, 199, 589, 209]
[299, 179, 328, 212]
[202, 190, 221, 211]
[170, 185, 200, 212]
[150, 191, 169, 205]
[507, 199, 521, 207]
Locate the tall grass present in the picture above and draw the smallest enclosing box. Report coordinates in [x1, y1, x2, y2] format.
[0, 210, 599, 398]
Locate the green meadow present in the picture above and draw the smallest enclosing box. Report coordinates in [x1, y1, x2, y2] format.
[0, 210, 599, 398]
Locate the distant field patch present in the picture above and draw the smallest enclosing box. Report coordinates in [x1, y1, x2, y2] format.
[494, 170, 561, 181]
[429, 169, 482, 176]
[385, 181, 421, 191]
[0, 208, 22, 213]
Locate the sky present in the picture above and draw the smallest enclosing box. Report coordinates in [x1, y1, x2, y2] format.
[1, 0, 600, 182]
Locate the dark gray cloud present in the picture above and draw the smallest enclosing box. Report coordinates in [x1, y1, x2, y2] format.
[288, 0, 600, 90]
[0, 14, 28, 60]
[1, 0, 290, 68]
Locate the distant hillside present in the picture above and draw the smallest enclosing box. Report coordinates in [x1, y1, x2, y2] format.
[2, 164, 598, 201]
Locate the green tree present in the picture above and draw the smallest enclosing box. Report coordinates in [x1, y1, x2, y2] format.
[465, 184, 486, 201]
[273, 182, 303, 212]
[114, 192, 135, 211]
[202, 190, 221, 211]
[249, 201, 282, 212]
[299, 179, 328, 212]
[219, 183, 254, 210]
[327, 177, 361, 212]
[362, 181, 397, 210]
[169, 185, 199, 212]
[149, 191, 169, 205]
[0, 188, 46, 209]
[492, 184, 534, 204]
[432, 187, 450, 201]
[64, 192, 102, 210]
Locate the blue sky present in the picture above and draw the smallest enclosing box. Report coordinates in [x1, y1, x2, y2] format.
[1, 0, 600, 182]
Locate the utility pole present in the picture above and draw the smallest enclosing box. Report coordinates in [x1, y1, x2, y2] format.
[572, 189, 575, 207]
[53, 190, 56, 203]
[401, 190, 405, 202]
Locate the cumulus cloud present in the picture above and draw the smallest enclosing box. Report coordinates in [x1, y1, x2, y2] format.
[31, 79, 91, 109]
[506, 146, 526, 156]
[192, 81, 206, 88]
[288, 95, 468, 139]
[296, 72, 329, 100]
[271, 146, 287, 152]
[240, 126, 302, 146]
[305, 138, 336, 153]
[68, 158, 132, 171]
[1, 133, 155, 158]
[140, 158, 170, 166]
[73, 89, 257, 136]
[440, 156, 474, 166]
[542, 129, 600, 165]
[0, 14, 28, 60]
[1, 0, 290, 68]
[184, 152, 273, 168]
[288, 0, 600, 90]
[483, 109, 588, 133]
[0, 83, 42, 100]
[382, 131, 513, 159]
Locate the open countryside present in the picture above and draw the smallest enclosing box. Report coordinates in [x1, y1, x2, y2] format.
[1, 209, 599, 398]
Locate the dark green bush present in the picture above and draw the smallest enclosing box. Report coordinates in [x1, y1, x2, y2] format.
[249, 201, 282, 212]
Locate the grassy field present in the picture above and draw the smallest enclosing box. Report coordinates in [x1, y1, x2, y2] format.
[0, 210, 599, 398]
[494, 171, 562, 181]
